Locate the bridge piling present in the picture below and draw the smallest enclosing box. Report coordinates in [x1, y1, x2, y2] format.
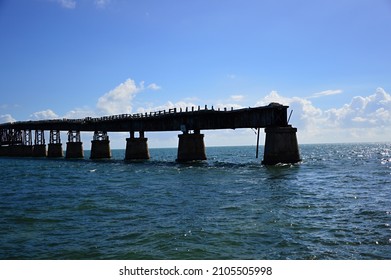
[125, 131, 150, 160]
[47, 130, 63, 158]
[176, 130, 207, 162]
[262, 126, 301, 165]
[90, 131, 111, 159]
[32, 130, 47, 157]
[65, 130, 84, 159]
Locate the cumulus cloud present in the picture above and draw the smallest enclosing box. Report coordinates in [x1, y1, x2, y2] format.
[256, 87, 391, 143]
[325, 87, 391, 128]
[96, 79, 143, 115]
[0, 114, 16, 123]
[30, 109, 59, 120]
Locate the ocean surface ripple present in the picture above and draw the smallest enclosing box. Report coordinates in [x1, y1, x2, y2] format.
[1, 143, 390, 259]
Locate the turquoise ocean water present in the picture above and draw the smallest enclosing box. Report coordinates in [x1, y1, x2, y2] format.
[0, 143, 390, 259]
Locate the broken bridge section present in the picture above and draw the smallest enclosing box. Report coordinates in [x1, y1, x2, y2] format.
[0, 103, 301, 165]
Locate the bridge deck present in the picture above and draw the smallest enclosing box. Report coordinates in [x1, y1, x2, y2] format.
[0, 104, 288, 134]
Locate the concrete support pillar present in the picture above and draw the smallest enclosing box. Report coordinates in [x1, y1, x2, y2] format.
[262, 126, 301, 165]
[47, 130, 63, 158]
[66, 131, 84, 159]
[32, 145, 47, 157]
[48, 143, 63, 158]
[125, 131, 150, 160]
[2, 145, 33, 157]
[176, 132, 207, 162]
[0, 146, 6, 156]
[66, 142, 84, 158]
[32, 130, 46, 157]
[90, 131, 111, 159]
[17, 145, 34, 157]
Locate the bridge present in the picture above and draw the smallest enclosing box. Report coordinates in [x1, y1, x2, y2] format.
[0, 103, 301, 164]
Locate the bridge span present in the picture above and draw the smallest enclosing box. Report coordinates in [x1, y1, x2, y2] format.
[0, 103, 300, 164]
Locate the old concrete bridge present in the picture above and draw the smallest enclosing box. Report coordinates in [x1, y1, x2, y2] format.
[0, 103, 300, 165]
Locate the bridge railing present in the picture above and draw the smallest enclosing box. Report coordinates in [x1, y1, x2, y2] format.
[82, 105, 233, 123]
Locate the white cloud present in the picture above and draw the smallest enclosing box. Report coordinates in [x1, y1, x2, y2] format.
[30, 109, 59, 120]
[215, 102, 243, 110]
[256, 87, 391, 143]
[136, 100, 198, 114]
[0, 114, 16, 123]
[96, 78, 143, 115]
[325, 87, 391, 129]
[57, 0, 76, 9]
[63, 107, 96, 119]
[311, 89, 343, 98]
[147, 83, 161, 91]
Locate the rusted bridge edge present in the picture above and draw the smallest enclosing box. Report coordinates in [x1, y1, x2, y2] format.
[0, 103, 301, 165]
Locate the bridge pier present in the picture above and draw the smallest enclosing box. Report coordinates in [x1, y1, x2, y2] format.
[32, 130, 47, 157]
[66, 130, 84, 159]
[125, 131, 150, 160]
[13, 145, 34, 157]
[90, 131, 111, 159]
[2, 145, 33, 157]
[262, 126, 301, 165]
[47, 130, 63, 158]
[10, 129, 33, 157]
[176, 130, 207, 162]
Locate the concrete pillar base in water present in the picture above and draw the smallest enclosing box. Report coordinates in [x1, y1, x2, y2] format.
[177, 133, 207, 162]
[32, 145, 47, 157]
[65, 142, 84, 159]
[0, 145, 33, 157]
[262, 126, 301, 165]
[18, 145, 34, 157]
[0, 146, 7, 156]
[90, 140, 111, 159]
[47, 143, 64, 158]
[125, 137, 150, 160]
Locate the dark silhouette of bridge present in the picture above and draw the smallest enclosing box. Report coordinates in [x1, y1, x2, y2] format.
[0, 103, 300, 164]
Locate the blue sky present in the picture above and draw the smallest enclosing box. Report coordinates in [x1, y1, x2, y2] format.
[1, 0, 391, 148]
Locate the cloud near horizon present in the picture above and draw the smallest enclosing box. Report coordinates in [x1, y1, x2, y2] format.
[30, 109, 59, 120]
[0, 114, 16, 123]
[256, 87, 391, 143]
